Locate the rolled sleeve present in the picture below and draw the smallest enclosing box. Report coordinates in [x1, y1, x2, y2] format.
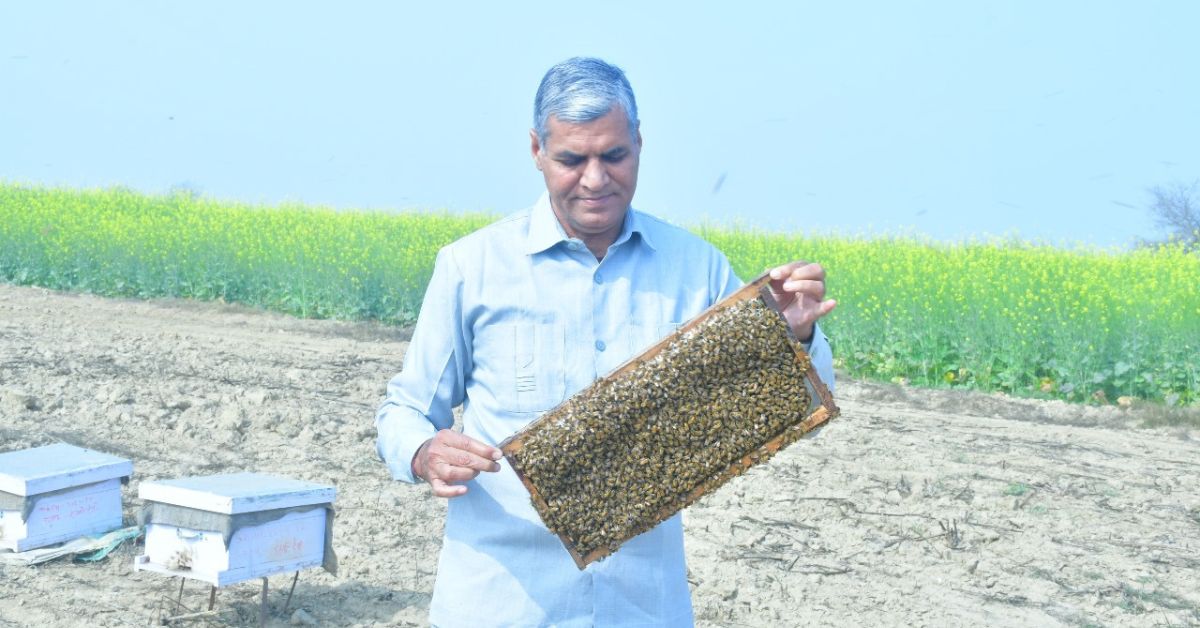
[375, 247, 470, 484]
[804, 322, 835, 394]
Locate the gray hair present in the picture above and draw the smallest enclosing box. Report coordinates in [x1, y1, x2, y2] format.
[533, 57, 639, 146]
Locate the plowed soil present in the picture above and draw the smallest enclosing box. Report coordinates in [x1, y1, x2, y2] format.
[1, 284, 1197, 627]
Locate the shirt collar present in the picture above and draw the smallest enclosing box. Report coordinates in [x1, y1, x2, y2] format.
[524, 193, 566, 255]
[622, 206, 657, 251]
[524, 192, 657, 255]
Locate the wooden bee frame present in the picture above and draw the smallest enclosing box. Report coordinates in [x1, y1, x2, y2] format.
[499, 272, 839, 569]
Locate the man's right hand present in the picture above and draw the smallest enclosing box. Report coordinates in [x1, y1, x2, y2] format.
[412, 430, 503, 497]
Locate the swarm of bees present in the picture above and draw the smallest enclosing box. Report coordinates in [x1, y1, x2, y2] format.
[501, 276, 839, 568]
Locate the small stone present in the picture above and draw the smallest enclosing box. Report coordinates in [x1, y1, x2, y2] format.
[107, 386, 134, 404]
[244, 389, 270, 405]
[217, 406, 245, 431]
[289, 608, 317, 626]
[276, 419, 302, 438]
[390, 606, 426, 625]
[1, 389, 39, 412]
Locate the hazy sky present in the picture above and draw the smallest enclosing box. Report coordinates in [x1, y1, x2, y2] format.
[3, 2, 1197, 247]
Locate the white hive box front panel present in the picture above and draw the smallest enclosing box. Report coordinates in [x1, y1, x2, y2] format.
[0, 443, 133, 552]
[134, 472, 336, 586]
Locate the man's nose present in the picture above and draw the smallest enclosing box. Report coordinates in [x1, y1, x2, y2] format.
[580, 159, 609, 190]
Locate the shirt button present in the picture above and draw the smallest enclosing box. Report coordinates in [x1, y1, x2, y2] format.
[595, 340, 606, 352]
[593, 274, 602, 284]
[567, 241, 581, 251]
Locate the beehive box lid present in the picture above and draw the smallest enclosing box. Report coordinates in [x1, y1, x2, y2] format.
[500, 272, 839, 568]
[0, 444, 133, 497]
[138, 472, 335, 515]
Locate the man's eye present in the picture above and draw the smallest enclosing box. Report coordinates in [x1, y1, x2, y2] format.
[602, 152, 626, 163]
[558, 157, 583, 167]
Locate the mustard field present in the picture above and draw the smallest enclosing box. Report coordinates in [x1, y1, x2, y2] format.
[2, 183, 1197, 406]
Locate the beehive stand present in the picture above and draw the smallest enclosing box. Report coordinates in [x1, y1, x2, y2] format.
[152, 571, 300, 627]
[500, 272, 839, 568]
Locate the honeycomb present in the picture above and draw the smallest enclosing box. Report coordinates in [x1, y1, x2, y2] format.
[500, 275, 839, 568]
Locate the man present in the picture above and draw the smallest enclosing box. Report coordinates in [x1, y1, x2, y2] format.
[376, 57, 835, 626]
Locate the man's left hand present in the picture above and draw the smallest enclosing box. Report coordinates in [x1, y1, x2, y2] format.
[768, 261, 836, 343]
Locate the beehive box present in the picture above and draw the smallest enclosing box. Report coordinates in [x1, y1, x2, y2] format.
[0, 443, 133, 552]
[500, 273, 839, 568]
[134, 472, 336, 586]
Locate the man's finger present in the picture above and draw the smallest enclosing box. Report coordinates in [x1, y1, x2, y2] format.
[780, 279, 826, 299]
[441, 430, 504, 463]
[436, 463, 483, 483]
[430, 452, 489, 479]
[786, 262, 824, 282]
[439, 446, 502, 473]
[429, 477, 467, 498]
[436, 444, 501, 473]
[768, 261, 805, 281]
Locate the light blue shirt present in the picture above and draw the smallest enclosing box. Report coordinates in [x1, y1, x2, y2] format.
[376, 194, 834, 627]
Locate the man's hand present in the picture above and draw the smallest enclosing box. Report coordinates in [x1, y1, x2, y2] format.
[768, 261, 837, 343]
[412, 430, 503, 498]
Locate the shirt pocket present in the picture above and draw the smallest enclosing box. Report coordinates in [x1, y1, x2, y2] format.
[476, 322, 567, 414]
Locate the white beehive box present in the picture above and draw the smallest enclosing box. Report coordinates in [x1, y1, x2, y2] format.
[0, 443, 133, 552]
[134, 472, 336, 586]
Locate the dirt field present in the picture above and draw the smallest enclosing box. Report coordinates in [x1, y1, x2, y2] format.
[1, 283, 1198, 627]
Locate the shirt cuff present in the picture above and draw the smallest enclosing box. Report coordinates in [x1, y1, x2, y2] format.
[376, 410, 438, 484]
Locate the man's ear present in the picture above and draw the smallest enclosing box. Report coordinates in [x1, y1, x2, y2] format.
[530, 129, 543, 171]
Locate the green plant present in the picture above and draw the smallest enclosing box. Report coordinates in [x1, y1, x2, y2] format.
[4, 182, 1198, 408]
[1004, 482, 1030, 497]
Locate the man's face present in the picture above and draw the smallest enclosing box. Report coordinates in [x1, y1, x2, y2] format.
[531, 106, 642, 248]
